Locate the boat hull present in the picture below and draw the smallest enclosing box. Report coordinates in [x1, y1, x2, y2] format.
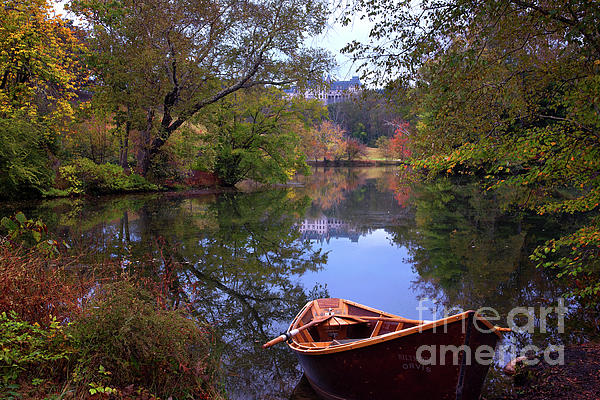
[294, 313, 499, 400]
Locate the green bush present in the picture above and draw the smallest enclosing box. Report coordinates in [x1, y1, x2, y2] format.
[0, 118, 53, 199]
[147, 149, 183, 183]
[68, 281, 218, 399]
[0, 311, 72, 388]
[0, 212, 59, 254]
[58, 157, 159, 195]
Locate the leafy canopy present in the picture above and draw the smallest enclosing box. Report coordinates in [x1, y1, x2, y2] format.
[69, 0, 334, 174]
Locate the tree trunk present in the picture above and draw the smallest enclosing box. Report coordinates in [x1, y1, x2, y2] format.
[136, 133, 150, 176]
[136, 109, 155, 176]
[119, 120, 130, 170]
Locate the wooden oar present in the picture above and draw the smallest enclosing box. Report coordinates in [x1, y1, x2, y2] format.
[263, 315, 333, 349]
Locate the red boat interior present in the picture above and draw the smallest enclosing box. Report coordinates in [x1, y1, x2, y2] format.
[292, 298, 423, 348]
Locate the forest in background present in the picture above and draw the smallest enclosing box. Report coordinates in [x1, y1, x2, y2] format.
[0, 0, 413, 199]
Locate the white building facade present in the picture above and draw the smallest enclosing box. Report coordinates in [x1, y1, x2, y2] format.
[284, 76, 362, 105]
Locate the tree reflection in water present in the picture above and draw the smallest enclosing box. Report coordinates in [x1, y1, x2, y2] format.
[6, 190, 328, 399]
[2, 167, 595, 399]
[162, 191, 328, 399]
[392, 179, 575, 309]
[385, 177, 594, 395]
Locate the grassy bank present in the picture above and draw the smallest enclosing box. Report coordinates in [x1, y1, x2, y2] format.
[305, 147, 407, 166]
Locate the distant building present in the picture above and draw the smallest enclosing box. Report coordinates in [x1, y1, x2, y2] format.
[299, 215, 360, 243]
[284, 76, 362, 105]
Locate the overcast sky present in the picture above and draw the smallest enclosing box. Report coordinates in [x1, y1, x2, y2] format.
[311, 14, 373, 80]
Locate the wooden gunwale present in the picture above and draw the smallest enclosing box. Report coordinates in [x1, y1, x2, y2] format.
[288, 299, 504, 355]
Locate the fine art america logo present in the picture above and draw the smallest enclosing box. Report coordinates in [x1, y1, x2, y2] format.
[413, 299, 566, 367]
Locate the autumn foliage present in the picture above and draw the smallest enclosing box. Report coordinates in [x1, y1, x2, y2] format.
[0, 1, 86, 197]
[0, 244, 91, 326]
[344, 137, 367, 161]
[302, 121, 369, 162]
[0, 0, 84, 126]
[389, 121, 412, 160]
[376, 120, 412, 160]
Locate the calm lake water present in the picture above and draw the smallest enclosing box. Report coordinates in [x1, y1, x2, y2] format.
[1, 166, 591, 399]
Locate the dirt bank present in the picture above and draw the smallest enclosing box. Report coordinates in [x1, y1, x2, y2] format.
[489, 342, 600, 400]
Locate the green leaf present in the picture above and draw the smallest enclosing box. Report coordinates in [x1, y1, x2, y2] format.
[31, 378, 44, 386]
[1, 217, 17, 231]
[15, 212, 26, 224]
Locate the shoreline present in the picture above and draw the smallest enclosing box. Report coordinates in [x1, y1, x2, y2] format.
[307, 159, 405, 167]
[2, 163, 400, 203]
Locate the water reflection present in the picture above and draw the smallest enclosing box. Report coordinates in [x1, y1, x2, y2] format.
[0, 167, 592, 399]
[299, 216, 361, 243]
[2, 190, 329, 399]
[384, 177, 589, 396]
[387, 178, 576, 327]
[294, 168, 421, 319]
[165, 191, 328, 399]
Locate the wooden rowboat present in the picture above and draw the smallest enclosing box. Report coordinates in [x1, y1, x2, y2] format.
[274, 298, 508, 400]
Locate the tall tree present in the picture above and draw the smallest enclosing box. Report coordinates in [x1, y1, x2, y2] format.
[0, 0, 85, 196]
[316, 120, 346, 161]
[70, 0, 333, 175]
[197, 87, 318, 186]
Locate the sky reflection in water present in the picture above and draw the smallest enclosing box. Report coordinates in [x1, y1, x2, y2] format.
[299, 229, 426, 320]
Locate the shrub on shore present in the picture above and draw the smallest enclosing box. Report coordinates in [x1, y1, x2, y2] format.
[0, 213, 90, 326]
[0, 311, 73, 396]
[55, 158, 159, 196]
[69, 281, 219, 399]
